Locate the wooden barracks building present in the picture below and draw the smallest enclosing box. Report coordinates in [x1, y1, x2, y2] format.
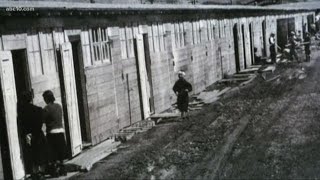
[0, 1, 317, 179]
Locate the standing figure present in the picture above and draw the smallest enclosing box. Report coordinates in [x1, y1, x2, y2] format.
[18, 91, 47, 180]
[269, 33, 276, 64]
[289, 31, 299, 61]
[304, 32, 311, 62]
[296, 30, 302, 42]
[310, 23, 316, 36]
[42, 90, 67, 177]
[173, 71, 192, 119]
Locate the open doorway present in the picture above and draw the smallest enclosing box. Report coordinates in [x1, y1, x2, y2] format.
[277, 18, 288, 50]
[11, 49, 32, 174]
[288, 18, 295, 34]
[69, 36, 91, 149]
[307, 14, 314, 33]
[262, 20, 267, 57]
[241, 24, 247, 69]
[249, 23, 254, 65]
[233, 24, 240, 72]
[12, 50, 31, 99]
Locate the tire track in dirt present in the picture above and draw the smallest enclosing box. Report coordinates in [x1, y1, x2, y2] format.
[184, 92, 296, 180]
[219, 58, 320, 179]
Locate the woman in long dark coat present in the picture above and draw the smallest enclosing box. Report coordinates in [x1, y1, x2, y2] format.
[173, 71, 192, 118]
[18, 91, 47, 179]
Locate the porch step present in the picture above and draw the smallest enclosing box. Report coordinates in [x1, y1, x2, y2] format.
[115, 119, 156, 142]
[240, 74, 257, 86]
[219, 77, 250, 83]
[233, 73, 253, 78]
[65, 138, 120, 172]
[150, 113, 180, 119]
[248, 65, 262, 68]
[238, 67, 260, 74]
[189, 101, 204, 106]
[131, 119, 155, 128]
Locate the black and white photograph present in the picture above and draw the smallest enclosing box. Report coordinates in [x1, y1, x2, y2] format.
[0, 0, 320, 179]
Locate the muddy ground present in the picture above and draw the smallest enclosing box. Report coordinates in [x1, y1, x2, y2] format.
[71, 44, 320, 180]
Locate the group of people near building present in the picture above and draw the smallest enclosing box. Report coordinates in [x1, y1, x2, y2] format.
[174, 29, 315, 121]
[18, 90, 67, 179]
[269, 30, 312, 63]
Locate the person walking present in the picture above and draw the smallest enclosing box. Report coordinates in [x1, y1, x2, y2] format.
[269, 33, 277, 64]
[173, 71, 192, 119]
[18, 91, 47, 180]
[42, 90, 67, 177]
[304, 32, 311, 62]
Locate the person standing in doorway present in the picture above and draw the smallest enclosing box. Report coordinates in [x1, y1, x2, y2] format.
[289, 31, 299, 62]
[304, 32, 311, 62]
[42, 90, 67, 177]
[173, 71, 192, 119]
[17, 91, 47, 180]
[269, 33, 277, 64]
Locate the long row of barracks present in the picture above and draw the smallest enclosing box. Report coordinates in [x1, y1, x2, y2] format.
[0, 1, 318, 179]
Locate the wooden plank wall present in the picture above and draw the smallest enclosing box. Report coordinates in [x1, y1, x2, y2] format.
[145, 23, 172, 113]
[0, 11, 315, 148]
[192, 44, 207, 94]
[244, 18, 253, 67]
[163, 23, 176, 106]
[85, 63, 118, 145]
[265, 15, 277, 56]
[24, 29, 63, 108]
[234, 19, 245, 71]
[82, 25, 145, 145]
[114, 25, 143, 128]
[252, 17, 264, 58]
[204, 19, 218, 86]
[220, 19, 236, 76]
[149, 51, 173, 113]
[295, 15, 303, 40]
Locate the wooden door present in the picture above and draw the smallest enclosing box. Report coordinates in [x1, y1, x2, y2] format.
[60, 43, 82, 156]
[142, 34, 155, 114]
[233, 24, 240, 72]
[136, 34, 151, 119]
[0, 51, 25, 180]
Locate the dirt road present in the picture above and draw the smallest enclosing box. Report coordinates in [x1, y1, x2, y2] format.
[72, 49, 320, 180]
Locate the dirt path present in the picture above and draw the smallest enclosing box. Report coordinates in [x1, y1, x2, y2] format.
[72, 49, 320, 180]
[219, 54, 320, 179]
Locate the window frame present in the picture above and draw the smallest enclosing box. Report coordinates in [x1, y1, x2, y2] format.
[89, 27, 110, 65]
